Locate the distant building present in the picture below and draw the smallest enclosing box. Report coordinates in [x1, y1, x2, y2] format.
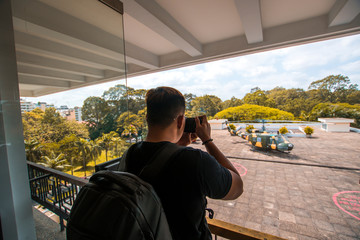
[34, 102, 47, 111]
[74, 107, 82, 121]
[58, 105, 69, 111]
[318, 118, 355, 132]
[61, 109, 76, 121]
[20, 99, 35, 113]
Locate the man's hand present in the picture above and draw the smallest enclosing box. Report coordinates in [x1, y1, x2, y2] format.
[176, 132, 192, 146]
[195, 115, 211, 142]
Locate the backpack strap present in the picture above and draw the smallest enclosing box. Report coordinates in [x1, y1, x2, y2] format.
[139, 143, 183, 180]
[118, 142, 183, 180]
[117, 143, 137, 172]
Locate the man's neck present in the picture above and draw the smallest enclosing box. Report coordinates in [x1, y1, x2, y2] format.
[146, 126, 178, 143]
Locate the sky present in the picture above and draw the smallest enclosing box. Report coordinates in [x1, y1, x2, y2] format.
[25, 34, 360, 108]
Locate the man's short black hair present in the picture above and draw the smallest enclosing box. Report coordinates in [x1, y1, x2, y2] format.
[146, 87, 185, 127]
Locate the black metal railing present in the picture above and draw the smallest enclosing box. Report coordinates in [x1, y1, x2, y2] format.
[94, 157, 121, 172]
[27, 161, 88, 231]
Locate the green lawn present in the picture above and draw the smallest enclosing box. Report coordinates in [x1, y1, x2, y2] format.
[65, 151, 121, 178]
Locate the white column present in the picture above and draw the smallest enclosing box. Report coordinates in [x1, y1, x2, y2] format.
[0, 0, 37, 239]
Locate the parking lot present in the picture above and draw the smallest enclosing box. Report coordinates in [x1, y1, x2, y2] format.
[192, 127, 360, 240]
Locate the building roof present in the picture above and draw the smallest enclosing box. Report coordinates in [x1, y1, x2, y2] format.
[12, 0, 360, 97]
[318, 118, 355, 123]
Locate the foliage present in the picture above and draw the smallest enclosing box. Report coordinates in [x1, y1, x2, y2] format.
[246, 125, 254, 133]
[222, 97, 243, 109]
[243, 89, 274, 107]
[309, 102, 360, 128]
[229, 123, 236, 130]
[279, 126, 288, 134]
[97, 131, 119, 162]
[24, 139, 43, 162]
[215, 104, 295, 121]
[116, 111, 142, 132]
[82, 97, 109, 139]
[308, 74, 359, 103]
[39, 152, 69, 170]
[190, 95, 223, 117]
[304, 126, 314, 135]
[184, 93, 197, 111]
[23, 108, 89, 143]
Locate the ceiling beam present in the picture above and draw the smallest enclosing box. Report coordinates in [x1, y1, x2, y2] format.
[125, 42, 159, 69]
[11, 2, 158, 70]
[128, 14, 360, 77]
[234, 0, 263, 44]
[17, 65, 86, 83]
[19, 89, 34, 97]
[14, 31, 125, 73]
[123, 0, 202, 56]
[329, 0, 360, 27]
[16, 52, 105, 78]
[18, 75, 70, 88]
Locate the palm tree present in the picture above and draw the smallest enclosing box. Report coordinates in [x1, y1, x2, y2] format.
[97, 132, 118, 161]
[111, 137, 126, 158]
[88, 140, 102, 171]
[24, 139, 43, 162]
[75, 138, 91, 178]
[59, 134, 79, 175]
[39, 152, 69, 171]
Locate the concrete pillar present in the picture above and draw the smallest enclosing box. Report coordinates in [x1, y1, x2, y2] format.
[0, 0, 37, 239]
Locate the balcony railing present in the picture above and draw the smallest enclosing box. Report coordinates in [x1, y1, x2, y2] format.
[27, 161, 88, 231]
[27, 161, 284, 240]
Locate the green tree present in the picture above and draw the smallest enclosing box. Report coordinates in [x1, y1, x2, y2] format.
[40, 152, 69, 171]
[243, 89, 272, 107]
[75, 138, 91, 177]
[215, 104, 295, 121]
[127, 89, 147, 114]
[184, 93, 197, 112]
[97, 132, 118, 161]
[59, 134, 79, 175]
[42, 107, 63, 125]
[88, 140, 102, 171]
[116, 111, 142, 133]
[190, 95, 222, 117]
[222, 97, 243, 109]
[22, 108, 44, 141]
[82, 96, 109, 139]
[309, 103, 360, 127]
[308, 74, 358, 103]
[24, 139, 43, 162]
[111, 137, 126, 158]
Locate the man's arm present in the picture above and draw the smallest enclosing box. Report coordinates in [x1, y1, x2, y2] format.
[195, 116, 243, 200]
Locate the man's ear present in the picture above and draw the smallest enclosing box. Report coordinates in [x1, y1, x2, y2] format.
[176, 115, 184, 129]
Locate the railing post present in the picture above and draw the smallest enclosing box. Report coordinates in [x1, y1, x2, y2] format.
[60, 216, 65, 232]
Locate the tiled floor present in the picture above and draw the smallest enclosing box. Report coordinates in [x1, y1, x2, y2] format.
[192, 127, 360, 240]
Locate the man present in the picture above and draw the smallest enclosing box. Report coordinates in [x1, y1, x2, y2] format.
[124, 87, 243, 239]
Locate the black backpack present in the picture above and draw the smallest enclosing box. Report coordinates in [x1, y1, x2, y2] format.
[66, 143, 182, 240]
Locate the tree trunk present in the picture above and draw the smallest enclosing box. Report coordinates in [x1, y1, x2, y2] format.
[71, 158, 74, 175]
[83, 156, 86, 177]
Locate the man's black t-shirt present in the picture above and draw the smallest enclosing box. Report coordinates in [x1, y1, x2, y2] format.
[125, 141, 232, 240]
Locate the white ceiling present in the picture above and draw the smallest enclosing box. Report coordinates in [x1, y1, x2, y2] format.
[11, 0, 360, 97]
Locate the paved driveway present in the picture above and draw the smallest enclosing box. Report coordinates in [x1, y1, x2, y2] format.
[192, 127, 360, 240]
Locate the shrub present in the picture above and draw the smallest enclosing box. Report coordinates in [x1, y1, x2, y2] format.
[214, 104, 295, 121]
[309, 103, 360, 128]
[229, 123, 236, 130]
[246, 125, 254, 133]
[304, 126, 314, 135]
[279, 126, 288, 134]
